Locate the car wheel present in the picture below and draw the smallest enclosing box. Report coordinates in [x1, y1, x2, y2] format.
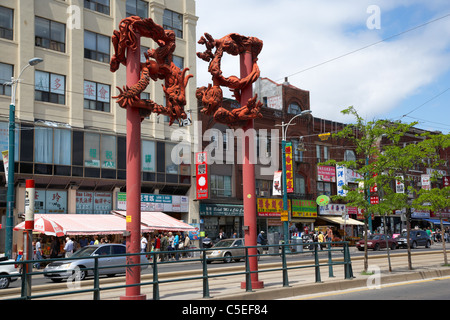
[357, 247, 364, 251]
[390, 243, 396, 250]
[75, 267, 87, 281]
[426, 240, 431, 248]
[412, 241, 417, 249]
[224, 253, 232, 263]
[374, 244, 380, 251]
[0, 275, 10, 289]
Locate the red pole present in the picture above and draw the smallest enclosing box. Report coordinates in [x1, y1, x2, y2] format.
[240, 51, 264, 289]
[120, 32, 146, 300]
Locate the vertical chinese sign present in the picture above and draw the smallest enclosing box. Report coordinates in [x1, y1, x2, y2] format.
[196, 152, 208, 200]
[285, 142, 294, 193]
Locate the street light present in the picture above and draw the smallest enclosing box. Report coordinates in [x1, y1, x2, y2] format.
[277, 109, 312, 252]
[4, 57, 43, 258]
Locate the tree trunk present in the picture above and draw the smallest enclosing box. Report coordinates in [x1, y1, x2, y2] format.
[364, 216, 369, 272]
[440, 217, 448, 266]
[406, 209, 413, 270]
[383, 215, 392, 272]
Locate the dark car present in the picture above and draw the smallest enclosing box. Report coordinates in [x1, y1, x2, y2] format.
[397, 230, 431, 249]
[356, 234, 398, 251]
[201, 238, 261, 264]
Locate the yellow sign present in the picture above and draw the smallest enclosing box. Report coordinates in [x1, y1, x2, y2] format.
[126, 215, 132, 223]
[281, 210, 289, 222]
[257, 198, 291, 217]
[318, 133, 330, 141]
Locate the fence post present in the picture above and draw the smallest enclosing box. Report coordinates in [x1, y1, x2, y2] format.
[20, 261, 29, 300]
[281, 243, 289, 287]
[93, 256, 100, 300]
[202, 248, 210, 298]
[244, 247, 253, 292]
[152, 252, 160, 300]
[327, 242, 335, 278]
[314, 243, 322, 283]
[344, 242, 354, 279]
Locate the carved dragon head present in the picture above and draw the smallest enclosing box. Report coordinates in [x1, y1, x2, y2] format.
[163, 65, 193, 125]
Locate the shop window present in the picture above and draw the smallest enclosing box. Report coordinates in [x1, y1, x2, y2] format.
[142, 140, 155, 172]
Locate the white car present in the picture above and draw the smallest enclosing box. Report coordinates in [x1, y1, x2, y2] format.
[0, 256, 20, 289]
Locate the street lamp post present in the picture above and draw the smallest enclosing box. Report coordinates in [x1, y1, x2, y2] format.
[278, 110, 312, 252]
[4, 57, 43, 258]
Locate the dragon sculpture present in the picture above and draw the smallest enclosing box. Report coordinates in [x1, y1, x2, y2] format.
[196, 33, 263, 127]
[110, 16, 193, 125]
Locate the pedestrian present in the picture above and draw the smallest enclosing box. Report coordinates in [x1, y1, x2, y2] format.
[140, 234, 148, 253]
[93, 235, 99, 245]
[174, 232, 180, 261]
[34, 237, 43, 269]
[168, 232, 174, 260]
[153, 234, 161, 261]
[64, 237, 74, 258]
[318, 231, 325, 250]
[183, 234, 191, 258]
[257, 231, 266, 245]
[160, 232, 168, 261]
[326, 227, 334, 242]
[79, 236, 88, 248]
[50, 236, 60, 259]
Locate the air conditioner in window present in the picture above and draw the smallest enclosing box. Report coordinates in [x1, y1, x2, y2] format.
[260, 191, 268, 197]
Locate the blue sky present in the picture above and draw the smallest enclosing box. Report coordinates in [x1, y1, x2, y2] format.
[195, 0, 450, 134]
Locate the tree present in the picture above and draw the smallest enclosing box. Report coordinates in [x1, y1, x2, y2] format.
[413, 187, 450, 265]
[375, 131, 450, 270]
[327, 106, 415, 273]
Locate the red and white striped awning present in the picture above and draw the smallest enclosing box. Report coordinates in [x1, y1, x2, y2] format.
[113, 211, 196, 232]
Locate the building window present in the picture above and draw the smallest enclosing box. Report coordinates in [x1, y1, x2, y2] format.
[344, 150, 356, 162]
[256, 179, 271, 197]
[0, 63, 13, 96]
[317, 181, 332, 197]
[163, 9, 183, 38]
[34, 127, 71, 165]
[35, 17, 65, 52]
[173, 55, 184, 69]
[295, 175, 306, 195]
[316, 145, 321, 162]
[84, 80, 110, 112]
[84, 0, 110, 15]
[84, 30, 110, 63]
[0, 6, 13, 40]
[126, 0, 148, 18]
[35, 71, 66, 105]
[165, 143, 178, 174]
[142, 140, 155, 172]
[288, 102, 301, 115]
[84, 132, 100, 167]
[211, 175, 232, 197]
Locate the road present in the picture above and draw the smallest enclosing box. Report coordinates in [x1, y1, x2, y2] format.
[5, 242, 444, 289]
[291, 276, 450, 300]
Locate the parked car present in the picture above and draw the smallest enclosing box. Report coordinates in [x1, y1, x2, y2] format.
[356, 234, 398, 251]
[0, 256, 20, 289]
[397, 230, 431, 249]
[43, 244, 149, 282]
[201, 238, 261, 264]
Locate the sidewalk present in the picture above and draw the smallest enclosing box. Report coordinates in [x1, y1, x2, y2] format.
[46, 249, 450, 300]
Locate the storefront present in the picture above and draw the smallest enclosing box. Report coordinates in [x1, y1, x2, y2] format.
[199, 203, 243, 240]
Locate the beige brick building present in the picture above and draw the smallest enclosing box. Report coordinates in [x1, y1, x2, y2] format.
[0, 0, 199, 253]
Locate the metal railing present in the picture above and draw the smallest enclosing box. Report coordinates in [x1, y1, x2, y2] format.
[0, 241, 353, 300]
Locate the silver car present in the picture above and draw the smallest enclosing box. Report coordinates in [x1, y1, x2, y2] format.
[0, 257, 20, 289]
[44, 244, 149, 282]
[202, 238, 261, 264]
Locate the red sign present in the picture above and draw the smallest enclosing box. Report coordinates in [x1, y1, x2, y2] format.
[196, 152, 208, 200]
[370, 196, 379, 204]
[443, 176, 450, 188]
[285, 143, 294, 193]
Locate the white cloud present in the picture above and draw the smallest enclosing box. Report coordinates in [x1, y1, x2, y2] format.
[195, 0, 450, 125]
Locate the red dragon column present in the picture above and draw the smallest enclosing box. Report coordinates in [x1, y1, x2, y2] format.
[110, 16, 193, 300]
[197, 33, 264, 289]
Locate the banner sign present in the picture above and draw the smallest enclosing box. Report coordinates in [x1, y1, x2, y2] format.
[196, 152, 208, 200]
[285, 142, 294, 193]
[317, 165, 336, 182]
[292, 199, 317, 218]
[319, 203, 346, 216]
[421, 174, 431, 190]
[117, 193, 189, 212]
[257, 198, 291, 217]
[273, 170, 282, 196]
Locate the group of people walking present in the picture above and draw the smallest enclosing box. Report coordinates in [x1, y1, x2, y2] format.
[141, 232, 191, 262]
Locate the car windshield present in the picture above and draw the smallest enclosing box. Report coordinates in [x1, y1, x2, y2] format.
[71, 246, 97, 258]
[368, 235, 381, 240]
[213, 240, 234, 248]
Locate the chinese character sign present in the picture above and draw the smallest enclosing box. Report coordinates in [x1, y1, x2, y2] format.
[336, 165, 347, 196]
[196, 152, 208, 200]
[285, 142, 294, 193]
[257, 198, 291, 217]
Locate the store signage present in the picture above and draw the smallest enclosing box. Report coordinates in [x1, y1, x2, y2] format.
[280, 210, 288, 221]
[396, 175, 405, 193]
[28, 190, 68, 214]
[257, 198, 291, 217]
[316, 195, 330, 207]
[336, 165, 347, 196]
[319, 203, 346, 216]
[370, 196, 379, 204]
[199, 203, 244, 216]
[117, 193, 189, 212]
[285, 142, 294, 193]
[273, 170, 282, 196]
[421, 174, 431, 190]
[76, 191, 112, 214]
[292, 199, 317, 218]
[317, 165, 336, 182]
[196, 152, 208, 200]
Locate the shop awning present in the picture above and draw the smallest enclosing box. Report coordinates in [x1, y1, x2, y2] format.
[113, 211, 196, 232]
[22, 213, 145, 236]
[319, 216, 365, 226]
[423, 218, 450, 226]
